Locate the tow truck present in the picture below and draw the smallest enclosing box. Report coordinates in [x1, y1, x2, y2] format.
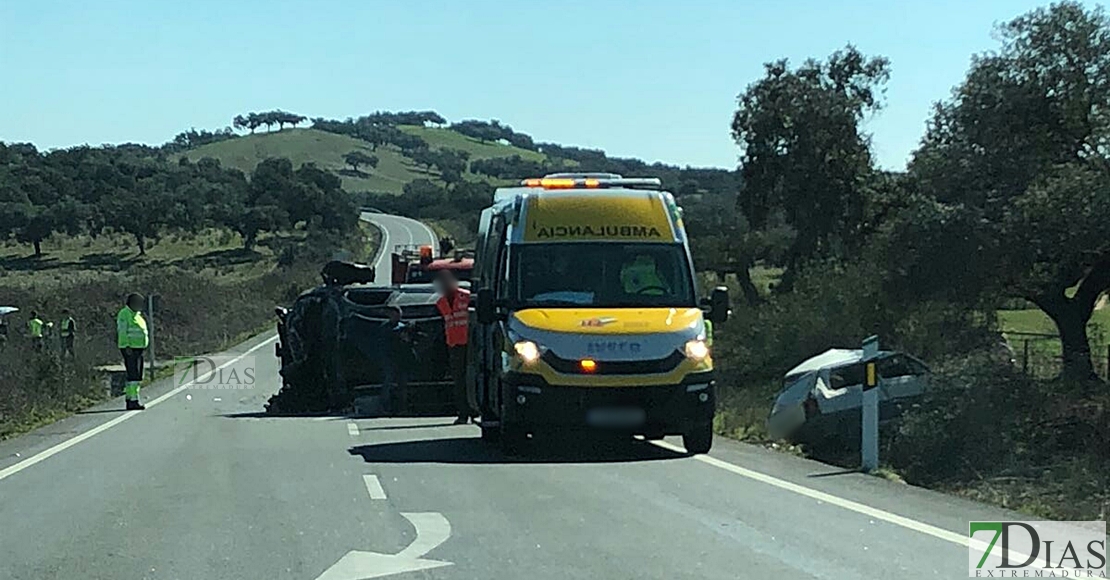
[390, 244, 474, 285]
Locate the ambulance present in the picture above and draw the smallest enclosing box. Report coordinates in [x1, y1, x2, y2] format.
[469, 173, 729, 454]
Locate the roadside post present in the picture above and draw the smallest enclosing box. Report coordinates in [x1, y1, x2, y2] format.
[861, 335, 880, 472]
[147, 294, 160, 380]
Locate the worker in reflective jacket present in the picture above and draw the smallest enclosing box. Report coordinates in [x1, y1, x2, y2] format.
[620, 254, 670, 296]
[117, 293, 149, 411]
[60, 309, 77, 357]
[435, 270, 471, 424]
[27, 311, 45, 352]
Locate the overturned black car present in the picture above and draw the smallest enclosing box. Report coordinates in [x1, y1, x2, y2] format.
[269, 272, 456, 415]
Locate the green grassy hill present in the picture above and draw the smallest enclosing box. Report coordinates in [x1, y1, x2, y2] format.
[181, 126, 543, 194]
[398, 126, 546, 162]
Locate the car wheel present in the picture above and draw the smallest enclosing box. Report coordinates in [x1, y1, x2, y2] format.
[682, 424, 713, 455]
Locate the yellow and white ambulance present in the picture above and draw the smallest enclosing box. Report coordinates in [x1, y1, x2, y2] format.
[469, 173, 729, 454]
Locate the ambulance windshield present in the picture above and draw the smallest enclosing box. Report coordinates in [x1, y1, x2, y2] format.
[512, 243, 696, 308]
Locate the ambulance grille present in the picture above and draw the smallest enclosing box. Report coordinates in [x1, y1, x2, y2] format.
[541, 350, 685, 375]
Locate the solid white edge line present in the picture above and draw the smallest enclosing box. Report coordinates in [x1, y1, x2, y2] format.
[347, 422, 360, 437]
[0, 335, 278, 483]
[650, 439, 983, 550]
[362, 474, 387, 500]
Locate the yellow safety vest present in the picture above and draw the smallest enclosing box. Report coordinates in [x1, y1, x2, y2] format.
[704, 319, 714, 347]
[61, 317, 75, 337]
[116, 307, 149, 349]
[27, 318, 44, 338]
[621, 258, 668, 296]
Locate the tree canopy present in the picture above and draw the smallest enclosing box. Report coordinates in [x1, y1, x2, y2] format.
[233, 110, 307, 134]
[908, 1, 1110, 380]
[0, 143, 356, 255]
[343, 150, 379, 173]
[731, 45, 891, 290]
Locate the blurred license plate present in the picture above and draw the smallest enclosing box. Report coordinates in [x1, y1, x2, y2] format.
[586, 407, 645, 427]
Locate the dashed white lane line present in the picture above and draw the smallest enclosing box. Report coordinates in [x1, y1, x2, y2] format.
[650, 439, 976, 550]
[362, 475, 387, 500]
[347, 422, 360, 437]
[0, 336, 278, 483]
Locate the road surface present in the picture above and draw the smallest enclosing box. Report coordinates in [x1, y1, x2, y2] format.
[0, 217, 1028, 579]
[360, 212, 438, 285]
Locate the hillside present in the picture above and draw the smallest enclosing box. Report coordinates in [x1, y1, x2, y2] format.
[181, 126, 543, 194]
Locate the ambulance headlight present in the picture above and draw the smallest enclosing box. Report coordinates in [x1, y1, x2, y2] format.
[684, 339, 710, 361]
[514, 340, 541, 364]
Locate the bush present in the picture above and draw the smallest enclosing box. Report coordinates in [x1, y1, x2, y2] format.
[887, 352, 1048, 483]
[710, 257, 1001, 446]
[887, 352, 1110, 519]
[0, 233, 361, 438]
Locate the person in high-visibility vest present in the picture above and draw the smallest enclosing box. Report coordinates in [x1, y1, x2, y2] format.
[704, 318, 714, 348]
[117, 293, 149, 411]
[27, 311, 44, 352]
[60, 309, 77, 357]
[435, 270, 471, 425]
[620, 254, 670, 296]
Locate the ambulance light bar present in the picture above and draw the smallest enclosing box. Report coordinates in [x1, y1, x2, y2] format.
[520, 175, 662, 190]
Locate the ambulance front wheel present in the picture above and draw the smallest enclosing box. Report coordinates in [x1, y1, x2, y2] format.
[683, 423, 713, 455]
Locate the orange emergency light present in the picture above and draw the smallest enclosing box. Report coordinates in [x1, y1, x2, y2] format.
[520, 175, 663, 190]
[579, 359, 598, 373]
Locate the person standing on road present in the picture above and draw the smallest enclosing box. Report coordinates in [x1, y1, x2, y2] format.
[26, 310, 44, 352]
[60, 309, 77, 358]
[435, 270, 471, 425]
[117, 293, 149, 411]
[351, 305, 409, 415]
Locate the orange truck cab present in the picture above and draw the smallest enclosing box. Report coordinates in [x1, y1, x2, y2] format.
[391, 244, 474, 285]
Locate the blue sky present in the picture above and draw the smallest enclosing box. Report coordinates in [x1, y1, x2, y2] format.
[0, 0, 1091, 170]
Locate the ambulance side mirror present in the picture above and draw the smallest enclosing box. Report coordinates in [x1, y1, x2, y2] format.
[708, 286, 730, 324]
[475, 288, 496, 325]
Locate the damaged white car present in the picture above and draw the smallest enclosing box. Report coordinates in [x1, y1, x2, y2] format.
[767, 349, 931, 442]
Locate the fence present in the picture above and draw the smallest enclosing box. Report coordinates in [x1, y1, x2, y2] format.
[1008, 331, 1110, 381]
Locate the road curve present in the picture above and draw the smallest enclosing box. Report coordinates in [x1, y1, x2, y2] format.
[0, 216, 1032, 579]
[360, 212, 438, 285]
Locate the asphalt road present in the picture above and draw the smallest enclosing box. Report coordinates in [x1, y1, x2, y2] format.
[0, 331, 1028, 579]
[0, 215, 1029, 579]
[359, 212, 438, 285]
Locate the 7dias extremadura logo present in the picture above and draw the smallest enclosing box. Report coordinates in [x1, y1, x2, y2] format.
[969, 521, 1106, 577]
[174, 355, 256, 390]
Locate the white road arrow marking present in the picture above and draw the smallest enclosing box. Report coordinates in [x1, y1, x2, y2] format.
[314, 512, 452, 580]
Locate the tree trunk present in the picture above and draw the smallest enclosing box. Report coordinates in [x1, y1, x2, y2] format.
[735, 266, 763, 307]
[1051, 306, 1096, 381]
[33, 240, 42, 257]
[1032, 261, 1110, 383]
[776, 259, 798, 294]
